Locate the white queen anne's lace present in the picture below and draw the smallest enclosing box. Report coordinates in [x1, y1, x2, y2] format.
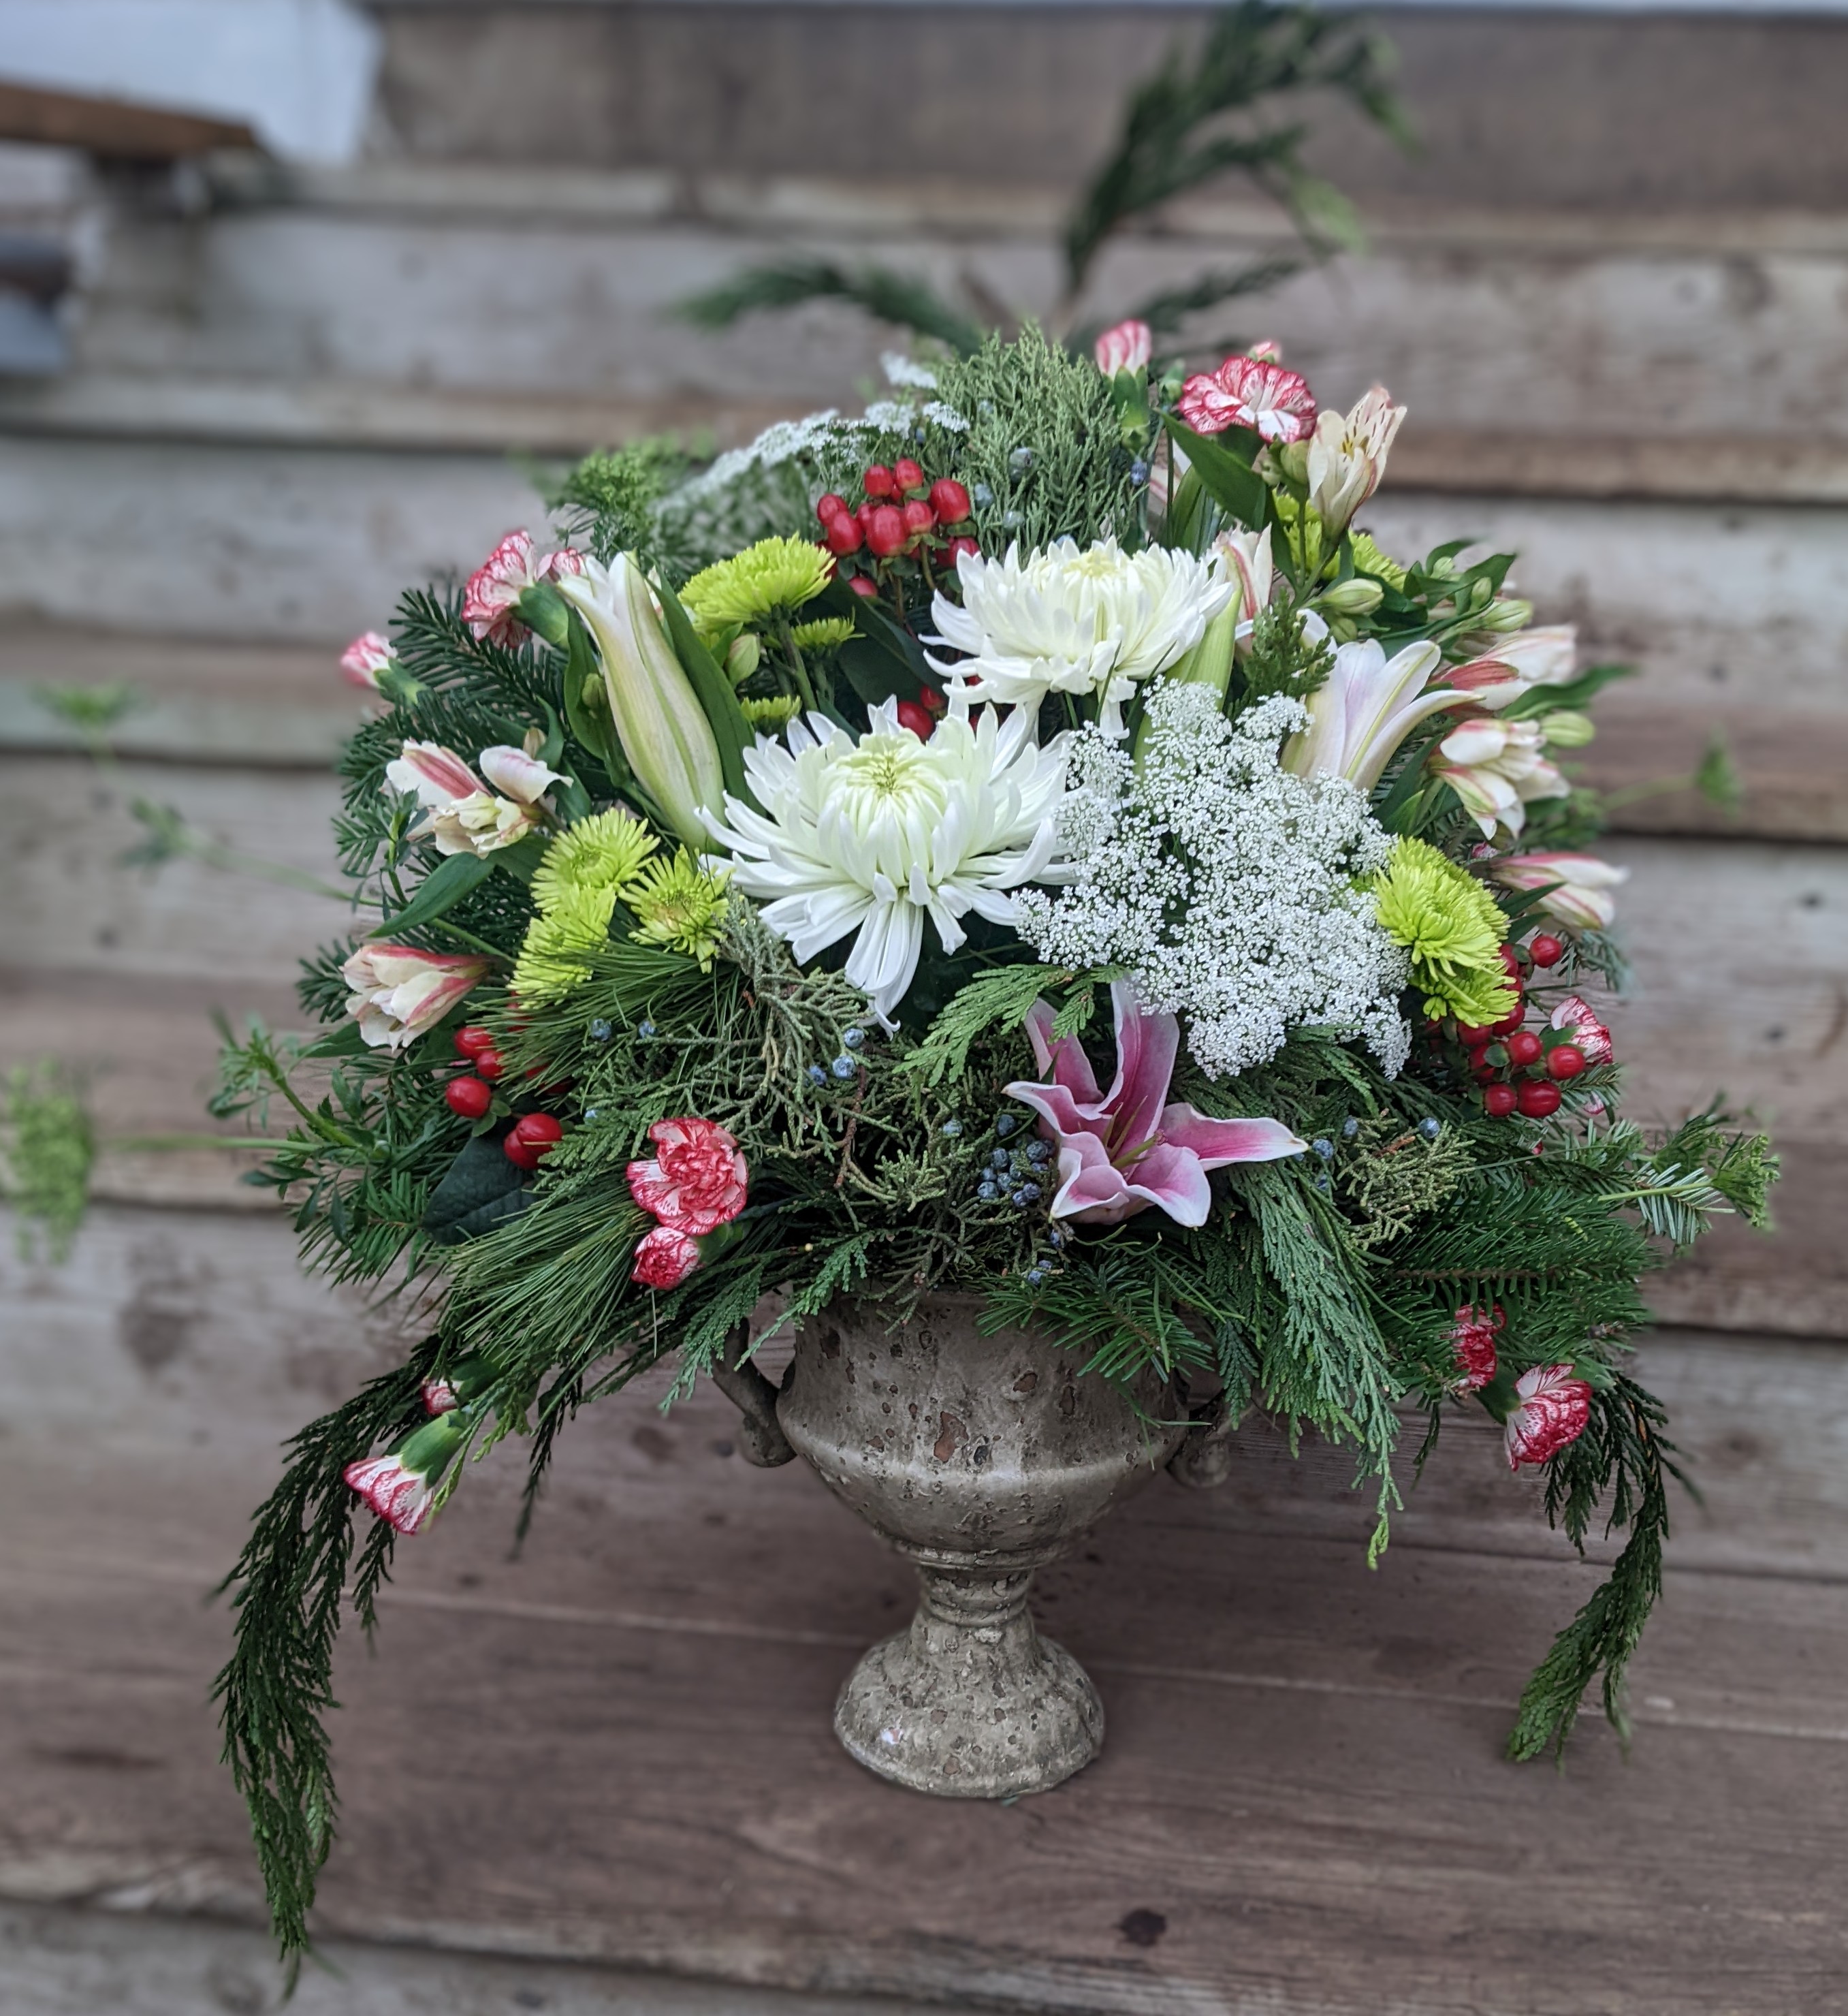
[1015, 685, 1412, 1078]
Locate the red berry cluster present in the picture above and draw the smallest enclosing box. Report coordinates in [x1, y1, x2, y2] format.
[815, 460, 976, 579]
[1454, 939, 1589, 1120]
[445, 1024, 567, 1169]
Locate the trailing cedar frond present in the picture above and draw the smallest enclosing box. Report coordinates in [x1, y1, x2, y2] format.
[1506, 1376, 1685, 1759]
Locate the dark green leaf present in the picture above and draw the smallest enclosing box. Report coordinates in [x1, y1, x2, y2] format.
[372, 852, 492, 939]
[421, 1130, 533, 1244]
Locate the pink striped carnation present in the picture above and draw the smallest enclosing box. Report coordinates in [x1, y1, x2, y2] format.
[463, 531, 587, 648]
[340, 630, 395, 690]
[1550, 994, 1614, 1065]
[1177, 354, 1317, 444]
[626, 1117, 748, 1235]
[1449, 1304, 1503, 1392]
[631, 1223, 704, 1289]
[1505, 1364, 1594, 1469]
[342, 1453, 441, 1534]
[1094, 318, 1152, 377]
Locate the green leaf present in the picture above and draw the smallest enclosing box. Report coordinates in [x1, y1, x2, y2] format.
[1165, 420, 1271, 529]
[372, 851, 492, 939]
[655, 578, 754, 805]
[491, 834, 549, 885]
[421, 1131, 532, 1245]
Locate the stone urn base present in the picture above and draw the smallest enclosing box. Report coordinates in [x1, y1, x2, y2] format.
[767, 1295, 1188, 1799]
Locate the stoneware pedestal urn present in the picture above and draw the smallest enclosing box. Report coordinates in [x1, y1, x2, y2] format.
[720, 1294, 1190, 1798]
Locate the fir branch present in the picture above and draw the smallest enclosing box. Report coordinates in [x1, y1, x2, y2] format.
[675, 258, 984, 355]
[1062, 1, 1408, 305]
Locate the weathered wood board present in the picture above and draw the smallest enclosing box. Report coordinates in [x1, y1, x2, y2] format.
[3, 1202, 1846, 2016]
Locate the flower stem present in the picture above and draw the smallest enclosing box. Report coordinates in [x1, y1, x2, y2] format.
[778, 616, 818, 714]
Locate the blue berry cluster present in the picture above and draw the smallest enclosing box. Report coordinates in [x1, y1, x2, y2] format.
[976, 1122, 1053, 1210]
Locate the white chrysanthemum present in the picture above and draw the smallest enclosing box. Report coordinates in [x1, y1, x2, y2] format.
[1015, 684, 1411, 1078]
[709, 700, 1071, 1022]
[925, 537, 1233, 735]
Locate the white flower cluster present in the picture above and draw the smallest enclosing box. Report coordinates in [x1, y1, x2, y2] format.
[1015, 685, 1412, 1079]
[882, 352, 940, 390]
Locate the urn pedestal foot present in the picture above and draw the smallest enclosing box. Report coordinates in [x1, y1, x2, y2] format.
[832, 1556, 1103, 1797]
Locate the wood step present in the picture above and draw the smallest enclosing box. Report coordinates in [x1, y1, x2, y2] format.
[1, 1203, 1843, 2015]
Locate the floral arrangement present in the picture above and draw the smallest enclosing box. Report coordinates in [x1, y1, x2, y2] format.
[220, 326, 1773, 1958]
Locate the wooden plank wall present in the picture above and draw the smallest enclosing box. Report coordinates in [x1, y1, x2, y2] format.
[3, 123, 1847, 2014]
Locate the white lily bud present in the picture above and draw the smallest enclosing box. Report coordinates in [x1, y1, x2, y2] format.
[558, 557, 727, 851]
[1478, 597, 1534, 634]
[727, 632, 761, 684]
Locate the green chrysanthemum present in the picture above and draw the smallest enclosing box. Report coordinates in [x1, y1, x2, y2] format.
[788, 616, 857, 650]
[739, 694, 802, 733]
[680, 535, 833, 640]
[1369, 836, 1517, 1026]
[530, 808, 657, 917]
[625, 849, 731, 971]
[1350, 529, 1408, 590]
[513, 884, 618, 1004]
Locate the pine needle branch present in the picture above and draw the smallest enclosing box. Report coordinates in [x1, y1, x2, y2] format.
[674, 257, 984, 354]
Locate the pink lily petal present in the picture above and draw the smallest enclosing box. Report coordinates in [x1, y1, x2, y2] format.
[1103, 978, 1178, 1152]
[1023, 998, 1103, 1104]
[1159, 1104, 1307, 1167]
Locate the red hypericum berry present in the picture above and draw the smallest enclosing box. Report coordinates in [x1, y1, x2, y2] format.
[943, 535, 980, 567]
[815, 492, 847, 524]
[895, 699, 935, 740]
[1470, 1056, 1499, 1084]
[862, 464, 897, 500]
[823, 511, 863, 556]
[855, 500, 876, 528]
[1506, 1030, 1544, 1069]
[511, 1112, 564, 1148]
[1516, 1080, 1563, 1118]
[503, 1134, 540, 1171]
[893, 457, 925, 494]
[454, 1024, 495, 1060]
[847, 576, 880, 599]
[902, 497, 936, 537]
[1490, 1007, 1525, 1039]
[1456, 1021, 1495, 1048]
[1483, 1083, 1520, 1117]
[445, 1076, 493, 1119]
[1548, 1043, 1587, 1080]
[1529, 933, 1565, 968]
[1498, 943, 1524, 979]
[929, 477, 971, 524]
[918, 684, 948, 717]
[865, 505, 908, 557]
[474, 1048, 505, 1082]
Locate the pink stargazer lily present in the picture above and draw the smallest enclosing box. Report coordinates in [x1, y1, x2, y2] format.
[1004, 981, 1305, 1227]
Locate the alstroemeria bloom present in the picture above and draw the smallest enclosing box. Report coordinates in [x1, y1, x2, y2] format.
[342, 943, 490, 1051]
[631, 1223, 703, 1289]
[1444, 626, 1579, 712]
[340, 630, 395, 691]
[343, 1412, 469, 1535]
[463, 530, 586, 647]
[1449, 1304, 1503, 1392]
[1094, 318, 1152, 377]
[1306, 385, 1406, 536]
[384, 739, 562, 856]
[1490, 851, 1629, 931]
[711, 697, 1070, 1022]
[626, 1116, 748, 1234]
[1550, 993, 1614, 1065]
[1176, 354, 1317, 444]
[1505, 1364, 1594, 1469]
[1280, 637, 1451, 793]
[1004, 980, 1305, 1228]
[1431, 717, 1568, 838]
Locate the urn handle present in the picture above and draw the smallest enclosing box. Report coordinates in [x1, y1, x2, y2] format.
[708, 1323, 796, 1468]
[1166, 1385, 1244, 1490]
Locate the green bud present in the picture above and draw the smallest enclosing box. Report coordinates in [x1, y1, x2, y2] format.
[514, 582, 572, 650]
[1317, 576, 1384, 617]
[1273, 440, 1310, 487]
[1478, 596, 1533, 633]
[726, 631, 762, 684]
[1540, 710, 1596, 749]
